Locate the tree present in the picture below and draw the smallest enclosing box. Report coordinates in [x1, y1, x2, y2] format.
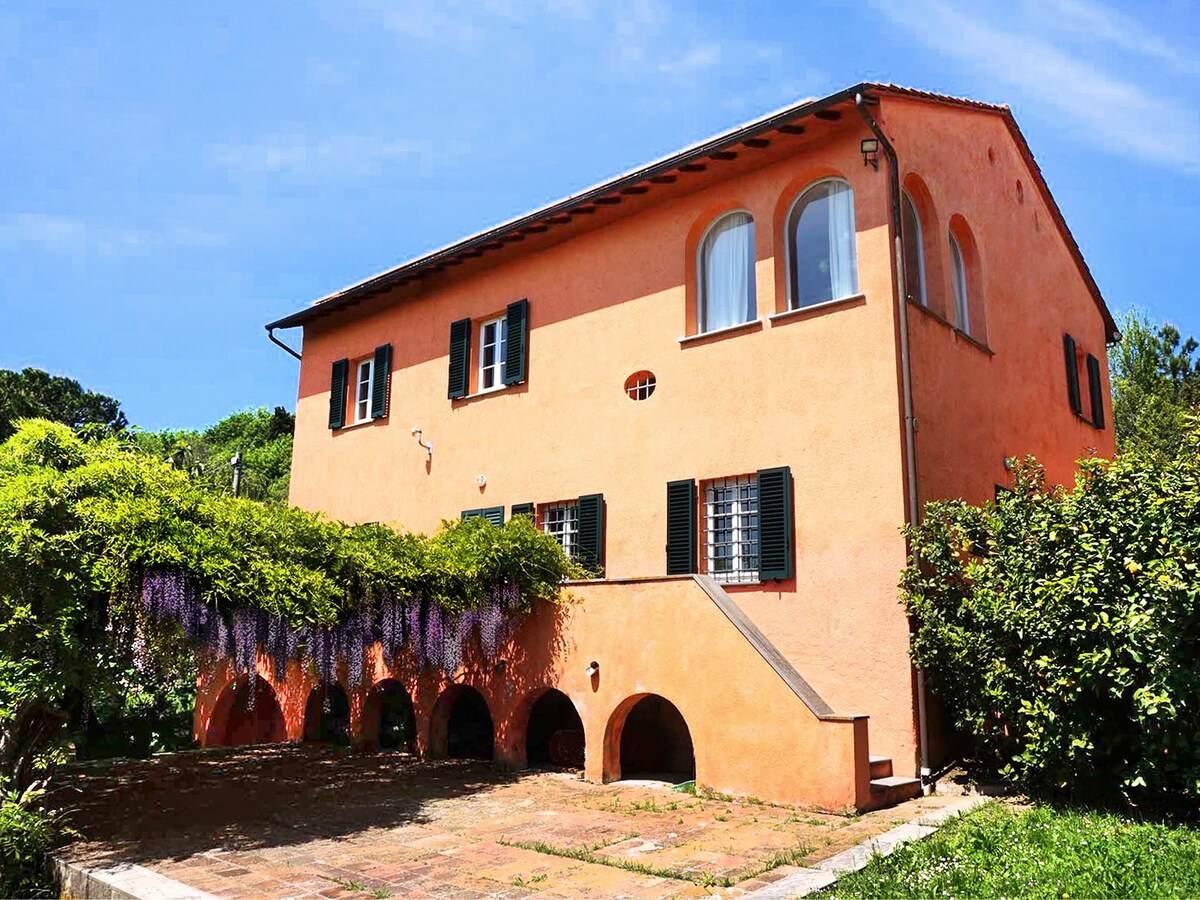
[0, 368, 126, 442]
[136, 406, 294, 502]
[1110, 311, 1200, 457]
[904, 434, 1200, 802]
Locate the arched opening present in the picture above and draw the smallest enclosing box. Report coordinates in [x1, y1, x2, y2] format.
[948, 214, 986, 343]
[207, 676, 286, 748]
[429, 685, 495, 761]
[612, 694, 695, 783]
[525, 689, 585, 770]
[303, 682, 351, 746]
[363, 679, 417, 752]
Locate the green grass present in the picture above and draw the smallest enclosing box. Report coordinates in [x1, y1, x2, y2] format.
[827, 802, 1200, 899]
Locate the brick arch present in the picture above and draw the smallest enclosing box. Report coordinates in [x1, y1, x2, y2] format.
[206, 675, 287, 748]
[302, 680, 352, 745]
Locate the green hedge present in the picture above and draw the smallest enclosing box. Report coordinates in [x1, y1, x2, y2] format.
[904, 436, 1200, 801]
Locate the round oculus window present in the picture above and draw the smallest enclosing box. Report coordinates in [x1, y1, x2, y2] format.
[625, 370, 656, 400]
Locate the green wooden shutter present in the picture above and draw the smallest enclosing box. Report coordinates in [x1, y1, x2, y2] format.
[1086, 354, 1105, 429]
[462, 507, 504, 526]
[665, 479, 697, 575]
[510, 503, 535, 519]
[757, 466, 794, 581]
[576, 493, 604, 571]
[371, 343, 392, 419]
[1063, 334, 1082, 416]
[503, 298, 528, 386]
[448, 318, 472, 399]
[328, 358, 349, 430]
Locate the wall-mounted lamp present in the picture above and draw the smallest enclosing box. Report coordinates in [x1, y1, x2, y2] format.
[493, 659, 507, 675]
[411, 427, 433, 459]
[585, 661, 599, 678]
[476, 474, 487, 488]
[1003, 456, 1015, 472]
[860, 138, 880, 170]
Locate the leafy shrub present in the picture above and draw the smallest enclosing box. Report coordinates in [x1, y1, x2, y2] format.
[0, 791, 61, 898]
[904, 435, 1200, 801]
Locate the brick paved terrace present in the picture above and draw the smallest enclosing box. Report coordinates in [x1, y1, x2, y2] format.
[52, 746, 963, 898]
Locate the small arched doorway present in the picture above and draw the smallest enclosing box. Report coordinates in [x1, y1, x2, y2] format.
[363, 679, 417, 752]
[207, 676, 286, 747]
[525, 689, 585, 770]
[303, 682, 351, 746]
[430, 686, 494, 760]
[611, 694, 695, 783]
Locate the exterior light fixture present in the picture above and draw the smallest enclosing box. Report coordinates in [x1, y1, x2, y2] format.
[494, 660, 507, 674]
[476, 474, 487, 487]
[860, 138, 880, 170]
[1003, 456, 1015, 471]
[411, 427, 433, 459]
[585, 661, 599, 678]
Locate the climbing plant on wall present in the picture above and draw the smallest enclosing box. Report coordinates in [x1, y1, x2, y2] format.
[0, 418, 581, 797]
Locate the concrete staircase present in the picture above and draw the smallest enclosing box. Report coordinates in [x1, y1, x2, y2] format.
[868, 754, 922, 808]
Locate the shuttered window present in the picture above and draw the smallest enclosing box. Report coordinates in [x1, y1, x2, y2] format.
[448, 318, 472, 399]
[510, 503, 535, 518]
[371, 344, 391, 419]
[576, 493, 604, 571]
[328, 358, 349, 430]
[665, 479, 697, 575]
[504, 298, 529, 385]
[461, 507, 504, 526]
[1063, 333, 1082, 416]
[1086, 354, 1105, 429]
[757, 466, 794, 581]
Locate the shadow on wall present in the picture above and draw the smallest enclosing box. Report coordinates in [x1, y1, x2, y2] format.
[207, 676, 287, 747]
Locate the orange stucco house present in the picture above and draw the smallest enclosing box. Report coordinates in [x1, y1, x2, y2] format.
[196, 83, 1116, 811]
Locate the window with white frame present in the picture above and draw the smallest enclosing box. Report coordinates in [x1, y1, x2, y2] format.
[901, 192, 927, 307]
[697, 211, 756, 333]
[353, 358, 374, 424]
[479, 316, 507, 391]
[787, 178, 859, 309]
[949, 232, 969, 333]
[541, 501, 578, 558]
[704, 475, 759, 584]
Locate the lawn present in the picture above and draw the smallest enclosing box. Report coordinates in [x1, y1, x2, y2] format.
[827, 801, 1200, 899]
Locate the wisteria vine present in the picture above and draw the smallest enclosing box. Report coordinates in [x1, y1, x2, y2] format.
[140, 568, 523, 689]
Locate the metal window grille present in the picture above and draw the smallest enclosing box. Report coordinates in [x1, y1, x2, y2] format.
[480, 317, 508, 391]
[354, 360, 373, 422]
[625, 371, 656, 400]
[704, 475, 759, 583]
[541, 502, 578, 558]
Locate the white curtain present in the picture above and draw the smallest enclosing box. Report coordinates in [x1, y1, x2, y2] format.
[825, 181, 858, 300]
[700, 212, 755, 332]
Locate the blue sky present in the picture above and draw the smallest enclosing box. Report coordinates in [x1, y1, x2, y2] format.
[2, 0, 1198, 430]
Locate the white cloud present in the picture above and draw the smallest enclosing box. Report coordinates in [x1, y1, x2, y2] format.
[1039, 0, 1200, 76]
[0, 213, 226, 254]
[211, 134, 430, 177]
[872, 0, 1200, 174]
[658, 42, 722, 75]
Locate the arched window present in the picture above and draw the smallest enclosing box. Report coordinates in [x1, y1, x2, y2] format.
[949, 231, 969, 333]
[697, 211, 756, 333]
[901, 192, 927, 307]
[787, 179, 858, 309]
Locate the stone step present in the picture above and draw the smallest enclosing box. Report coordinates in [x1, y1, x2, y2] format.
[869, 775, 922, 809]
[868, 755, 893, 779]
